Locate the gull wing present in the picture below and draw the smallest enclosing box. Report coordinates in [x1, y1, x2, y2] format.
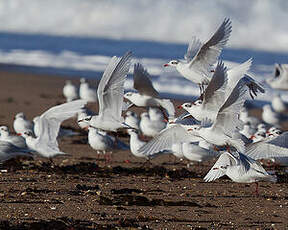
[204, 151, 250, 182]
[213, 80, 249, 137]
[36, 100, 87, 151]
[0, 140, 32, 162]
[98, 52, 132, 120]
[133, 63, 159, 97]
[138, 124, 201, 156]
[184, 36, 203, 62]
[204, 152, 236, 182]
[202, 60, 228, 117]
[189, 18, 232, 76]
[246, 132, 288, 160]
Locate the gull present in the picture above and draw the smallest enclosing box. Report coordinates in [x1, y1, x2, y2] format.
[88, 126, 125, 163]
[124, 63, 175, 119]
[271, 94, 288, 113]
[21, 100, 87, 158]
[13, 112, 34, 135]
[257, 123, 267, 133]
[182, 142, 219, 163]
[204, 151, 276, 195]
[266, 64, 288, 90]
[178, 60, 228, 123]
[186, 76, 252, 152]
[179, 59, 263, 123]
[249, 131, 267, 143]
[77, 108, 95, 130]
[124, 111, 139, 130]
[79, 78, 97, 102]
[127, 129, 147, 159]
[164, 18, 232, 92]
[262, 104, 287, 126]
[149, 107, 164, 121]
[246, 132, 288, 161]
[138, 123, 202, 158]
[139, 112, 166, 137]
[0, 126, 26, 148]
[63, 80, 78, 102]
[78, 52, 132, 132]
[0, 141, 32, 163]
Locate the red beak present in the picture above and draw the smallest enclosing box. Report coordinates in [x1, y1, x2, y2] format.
[163, 64, 169, 67]
[163, 118, 168, 123]
[16, 133, 22, 136]
[177, 105, 182, 109]
[249, 135, 255, 140]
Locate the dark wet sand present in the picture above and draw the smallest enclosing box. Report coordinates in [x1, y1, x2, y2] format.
[0, 71, 288, 229]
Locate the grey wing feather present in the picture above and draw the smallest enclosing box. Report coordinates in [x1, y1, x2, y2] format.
[246, 132, 288, 160]
[204, 152, 234, 182]
[37, 100, 87, 150]
[98, 52, 132, 120]
[133, 63, 159, 97]
[214, 81, 249, 137]
[138, 125, 199, 156]
[189, 18, 232, 76]
[202, 60, 227, 113]
[184, 36, 203, 62]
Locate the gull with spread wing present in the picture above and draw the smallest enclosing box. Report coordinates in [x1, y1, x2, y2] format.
[187, 79, 250, 152]
[204, 151, 276, 195]
[164, 18, 232, 93]
[138, 122, 202, 158]
[21, 100, 87, 158]
[124, 63, 175, 119]
[179, 59, 264, 123]
[78, 52, 132, 132]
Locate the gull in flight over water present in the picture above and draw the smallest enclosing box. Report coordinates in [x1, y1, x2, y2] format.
[164, 18, 232, 93]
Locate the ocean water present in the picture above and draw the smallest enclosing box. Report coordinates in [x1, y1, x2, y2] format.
[0, 0, 288, 101]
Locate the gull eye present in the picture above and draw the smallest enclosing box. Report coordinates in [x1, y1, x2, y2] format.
[185, 104, 192, 108]
[171, 61, 178, 65]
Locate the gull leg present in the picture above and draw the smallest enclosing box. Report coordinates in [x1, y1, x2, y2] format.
[254, 182, 259, 197]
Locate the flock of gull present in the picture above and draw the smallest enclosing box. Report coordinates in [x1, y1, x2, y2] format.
[2, 18, 288, 195]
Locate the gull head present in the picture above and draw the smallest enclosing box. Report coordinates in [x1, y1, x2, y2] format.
[124, 92, 135, 100]
[80, 78, 86, 84]
[164, 60, 179, 67]
[78, 115, 92, 124]
[193, 100, 203, 106]
[127, 128, 138, 135]
[178, 102, 195, 111]
[15, 112, 25, 119]
[186, 125, 201, 134]
[0, 126, 9, 136]
[0, 126, 8, 132]
[22, 130, 34, 139]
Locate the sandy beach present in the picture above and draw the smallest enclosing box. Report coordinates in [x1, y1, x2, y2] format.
[0, 71, 288, 229]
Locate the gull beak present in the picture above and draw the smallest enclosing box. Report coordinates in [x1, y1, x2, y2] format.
[16, 133, 22, 136]
[78, 119, 84, 122]
[266, 131, 270, 134]
[249, 135, 255, 140]
[163, 118, 168, 123]
[177, 105, 182, 109]
[163, 64, 169, 67]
